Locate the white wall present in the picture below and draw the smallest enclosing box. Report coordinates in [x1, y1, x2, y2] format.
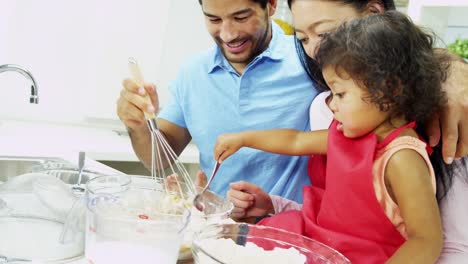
[157, 0, 213, 108]
[406, 1, 468, 48]
[444, 7, 468, 44]
[0, 0, 174, 123]
[417, 6, 468, 47]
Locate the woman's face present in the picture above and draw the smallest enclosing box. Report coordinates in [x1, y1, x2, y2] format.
[291, 0, 366, 58]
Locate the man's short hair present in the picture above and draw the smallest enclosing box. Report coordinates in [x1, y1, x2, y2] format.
[198, 0, 269, 9]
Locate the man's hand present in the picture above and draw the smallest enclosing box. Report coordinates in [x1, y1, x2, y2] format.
[227, 181, 274, 220]
[427, 60, 468, 163]
[116, 79, 159, 132]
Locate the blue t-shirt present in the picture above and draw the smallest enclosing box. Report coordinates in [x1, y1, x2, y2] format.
[159, 23, 317, 202]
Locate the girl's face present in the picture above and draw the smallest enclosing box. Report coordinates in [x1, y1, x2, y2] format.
[291, 0, 368, 58]
[323, 65, 392, 139]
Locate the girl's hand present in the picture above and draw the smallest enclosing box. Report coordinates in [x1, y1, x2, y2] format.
[214, 133, 245, 162]
[427, 60, 468, 163]
[194, 170, 208, 189]
[227, 181, 274, 220]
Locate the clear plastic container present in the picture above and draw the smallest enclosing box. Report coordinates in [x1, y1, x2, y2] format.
[129, 176, 234, 260]
[85, 187, 191, 264]
[58, 175, 233, 262]
[33, 176, 78, 220]
[59, 174, 130, 245]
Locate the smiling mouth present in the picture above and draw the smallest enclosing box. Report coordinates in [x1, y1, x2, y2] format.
[224, 40, 248, 53]
[227, 40, 247, 47]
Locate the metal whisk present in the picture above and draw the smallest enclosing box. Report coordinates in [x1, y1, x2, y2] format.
[128, 58, 197, 199]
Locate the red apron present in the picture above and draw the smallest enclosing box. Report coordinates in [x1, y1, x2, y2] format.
[259, 120, 411, 263]
[307, 154, 327, 189]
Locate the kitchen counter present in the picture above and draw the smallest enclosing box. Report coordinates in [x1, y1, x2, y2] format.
[68, 256, 194, 263]
[0, 119, 200, 164]
[0, 119, 203, 263]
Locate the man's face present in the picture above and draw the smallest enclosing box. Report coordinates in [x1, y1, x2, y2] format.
[201, 0, 274, 70]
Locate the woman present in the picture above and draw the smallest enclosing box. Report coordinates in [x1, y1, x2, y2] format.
[287, 0, 468, 164]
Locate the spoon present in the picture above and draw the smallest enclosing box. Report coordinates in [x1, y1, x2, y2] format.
[72, 151, 85, 192]
[193, 161, 221, 212]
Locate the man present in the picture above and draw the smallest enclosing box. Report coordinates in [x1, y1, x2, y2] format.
[117, 0, 316, 202]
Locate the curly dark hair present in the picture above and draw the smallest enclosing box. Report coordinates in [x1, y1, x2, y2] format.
[315, 11, 449, 125]
[198, 0, 269, 9]
[418, 129, 468, 201]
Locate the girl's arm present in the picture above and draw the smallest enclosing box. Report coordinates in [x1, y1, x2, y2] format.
[214, 129, 328, 162]
[385, 149, 443, 264]
[270, 194, 302, 213]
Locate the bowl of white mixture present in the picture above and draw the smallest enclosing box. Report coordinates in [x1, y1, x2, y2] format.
[85, 188, 191, 264]
[192, 223, 351, 264]
[128, 176, 234, 260]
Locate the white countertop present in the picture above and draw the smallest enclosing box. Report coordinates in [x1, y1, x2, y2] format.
[0, 119, 200, 164]
[0, 119, 201, 263]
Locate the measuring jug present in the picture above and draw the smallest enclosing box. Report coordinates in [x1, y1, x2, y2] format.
[85, 176, 191, 264]
[59, 174, 131, 244]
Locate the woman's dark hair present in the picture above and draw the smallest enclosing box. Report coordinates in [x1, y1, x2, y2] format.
[316, 11, 456, 201]
[416, 127, 467, 201]
[287, 0, 396, 10]
[199, 0, 269, 9]
[287, 0, 396, 91]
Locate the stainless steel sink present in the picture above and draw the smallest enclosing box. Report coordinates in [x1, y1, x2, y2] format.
[0, 156, 60, 182]
[0, 156, 99, 185]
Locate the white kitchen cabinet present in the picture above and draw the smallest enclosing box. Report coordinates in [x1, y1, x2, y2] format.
[407, 0, 468, 46]
[1, 0, 171, 122]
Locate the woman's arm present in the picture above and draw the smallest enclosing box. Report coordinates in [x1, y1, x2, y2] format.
[215, 129, 328, 162]
[385, 149, 443, 263]
[427, 54, 468, 163]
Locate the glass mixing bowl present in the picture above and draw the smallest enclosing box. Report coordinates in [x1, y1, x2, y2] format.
[59, 175, 232, 261]
[0, 215, 83, 263]
[192, 223, 351, 264]
[35, 162, 107, 188]
[129, 176, 234, 260]
[85, 189, 191, 264]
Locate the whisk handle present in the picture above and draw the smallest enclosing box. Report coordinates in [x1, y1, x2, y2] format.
[128, 57, 156, 120]
[147, 118, 158, 131]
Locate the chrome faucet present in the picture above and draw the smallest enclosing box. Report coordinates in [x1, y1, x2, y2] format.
[0, 64, 39, 104]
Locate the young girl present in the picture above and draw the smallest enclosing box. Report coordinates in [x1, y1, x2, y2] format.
[214, 11, 451, 263]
